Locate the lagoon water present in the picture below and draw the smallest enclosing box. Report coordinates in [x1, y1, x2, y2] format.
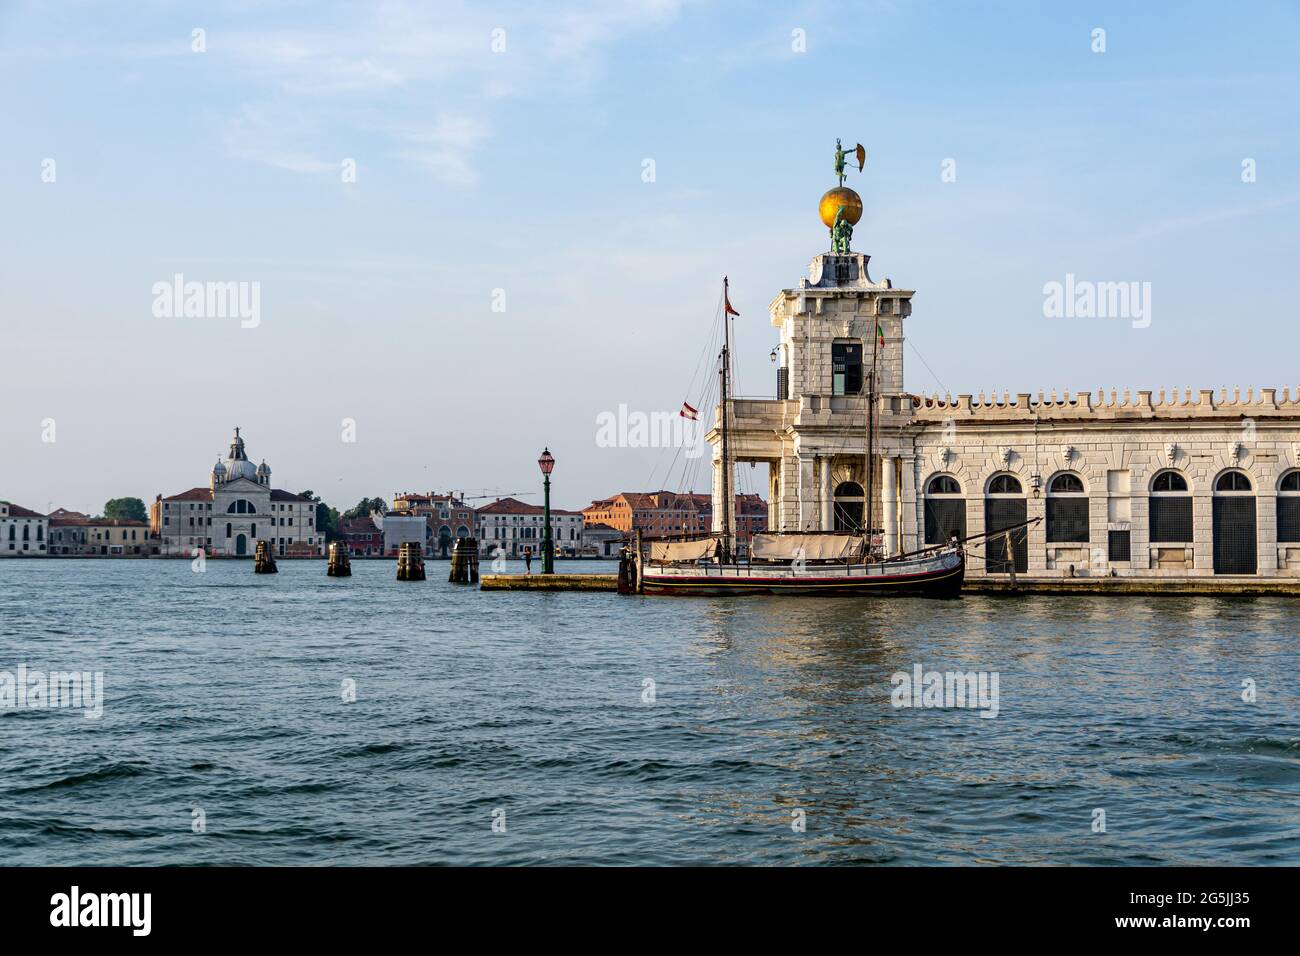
[1, 558, 1297, 865]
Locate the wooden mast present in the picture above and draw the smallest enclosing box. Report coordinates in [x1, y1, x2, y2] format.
[719, 277, 733, 563]
[865, 307, 879, 551]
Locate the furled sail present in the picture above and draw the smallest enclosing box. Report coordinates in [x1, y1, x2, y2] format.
[650, 538, 718, 563]
[750, 533, 864, 561]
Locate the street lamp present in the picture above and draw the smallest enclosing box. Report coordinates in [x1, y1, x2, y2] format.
[537, 447, 555, 574]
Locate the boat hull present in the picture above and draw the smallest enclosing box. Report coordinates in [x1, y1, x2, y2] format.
[639, 550, 964, 597]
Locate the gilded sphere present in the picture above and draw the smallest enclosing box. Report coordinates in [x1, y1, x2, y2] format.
[819, 187, 863, 229]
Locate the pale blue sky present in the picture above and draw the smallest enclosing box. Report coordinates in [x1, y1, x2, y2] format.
[3, 1, 1298, 514]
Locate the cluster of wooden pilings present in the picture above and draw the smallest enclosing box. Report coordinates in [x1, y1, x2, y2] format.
[247, 538, 492, 583]
[395, 541, 426, 581]
[326, 541, 351, 577]
[448, 538, 479, 584]
[253, 539, 277, 574]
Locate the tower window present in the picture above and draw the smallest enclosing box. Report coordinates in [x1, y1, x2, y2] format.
[832, 342, 862, 395]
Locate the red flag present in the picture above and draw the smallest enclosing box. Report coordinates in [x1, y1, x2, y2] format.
[680, 402, 699, 420]
[725, 293, 740, 317]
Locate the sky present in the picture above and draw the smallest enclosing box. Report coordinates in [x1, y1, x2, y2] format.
[2, 0, 1299, 515]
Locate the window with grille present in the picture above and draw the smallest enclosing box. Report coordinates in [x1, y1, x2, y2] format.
[1149, 496, 1193, 542]
[1108, 529, 1131, 561]
[1279, 471, 1300, 541]
[1213, 496, 1257, 574]
[984, 497, 1027, 573]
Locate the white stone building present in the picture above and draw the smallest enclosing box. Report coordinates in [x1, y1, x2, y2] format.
[476, 497, 584, 558]
[154, 428, 322, 557]
[0, 502, 48, 556]
[716, 248, 1300, 581]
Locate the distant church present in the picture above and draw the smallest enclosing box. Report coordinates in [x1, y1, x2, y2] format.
[152, 428, 322, 557]
[714, 159, 1300, 580]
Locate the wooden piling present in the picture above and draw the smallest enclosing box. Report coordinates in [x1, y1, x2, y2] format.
[254, 539, 278, 574]
[449, 537, 479, 584]
[327, 541, 352, 577]
[396, 541, 425, 581]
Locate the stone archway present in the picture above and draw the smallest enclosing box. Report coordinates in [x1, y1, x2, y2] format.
[235, 533, 248, 556]
[833, 481, 864, 531]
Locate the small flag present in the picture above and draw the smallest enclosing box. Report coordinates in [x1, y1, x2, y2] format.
[680, 402, 699, 420]
[724, 293, 740, 317]
[876, 322, 885, 347]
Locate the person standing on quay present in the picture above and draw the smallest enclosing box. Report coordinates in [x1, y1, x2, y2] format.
[524, 548, 532, 575]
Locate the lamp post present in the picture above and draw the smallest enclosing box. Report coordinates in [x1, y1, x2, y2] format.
[537, 447, 555, 574]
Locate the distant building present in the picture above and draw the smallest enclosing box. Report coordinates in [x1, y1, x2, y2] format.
[582, 522, 624, 558]
[374, 511, 426, 556]
[0, 502, 48, 556]
[476, 497, 584, 558]
[391, 491, 476, 557]
[48, 514, 150, 555]
[153, 428, 322, 557]
[581, 491, 767, 546]
[337, 516, 383, 556]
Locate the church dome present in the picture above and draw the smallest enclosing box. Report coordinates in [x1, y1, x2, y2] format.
[256, 460, 271, 477]
[225, 458, 259, 481]
[223, 427, 258, 481]
[212, 459, 226, 477]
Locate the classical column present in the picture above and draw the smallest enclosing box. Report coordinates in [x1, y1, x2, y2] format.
[882, 456, 898, 555]
[820, 456, 834, 531]
[768, 462, 781, 532]
[798, 455, 817, 529]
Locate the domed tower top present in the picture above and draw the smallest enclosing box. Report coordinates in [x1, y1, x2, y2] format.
[222, 426, 259, 482]
[256, 460, 271, 485]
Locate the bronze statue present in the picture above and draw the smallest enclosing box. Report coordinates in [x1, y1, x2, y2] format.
[833, 139, 866, 186]
[831, 205, 854, 254]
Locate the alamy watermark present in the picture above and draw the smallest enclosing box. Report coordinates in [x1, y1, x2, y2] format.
[890, 663, 999, 718]
[595, 404, 705, 458]
[0, 664, 104, 719]
[152, 273, 260, 328]
[1042, 273, 1151, 329]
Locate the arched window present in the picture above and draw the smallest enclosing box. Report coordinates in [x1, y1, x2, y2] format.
[985, 473, 1027, 573]
[1152, 470, 1188, 493]
[988, 474, 1022, 495]
[1212, 470, 1256, 574]
[1149, 470, 1192, 543]
[225, 522, 232, 539]
[22, 525, 30, 541]
[927, 475, 961, 495]
[833, 481, 864, 532]
[924, 475, 965, 544]
[1215, 471, 1252, 492]
[1046, 472, 1088, 543]
[226, 499, 256, 514]
[1279, 471, 1300, 543]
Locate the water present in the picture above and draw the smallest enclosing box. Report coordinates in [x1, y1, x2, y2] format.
[1, 558, 1297, 865]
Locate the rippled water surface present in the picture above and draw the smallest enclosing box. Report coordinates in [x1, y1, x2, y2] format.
[1, 559, 1297, 865]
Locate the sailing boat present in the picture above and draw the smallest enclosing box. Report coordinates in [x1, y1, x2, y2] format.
[633, 277, 965, 597]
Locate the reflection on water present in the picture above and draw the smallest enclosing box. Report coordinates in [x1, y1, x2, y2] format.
[0, 559, 1296, 865]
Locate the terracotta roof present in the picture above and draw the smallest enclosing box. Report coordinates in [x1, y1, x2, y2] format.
[1, 502, 45, 518]
[270, 490, 312, 502]
[47, 507, 88, 518]
[476, 496, 543, 515]
[162, 488, 213, 502]
[584, 523, 622, 534]
[338, 517, 378, 533]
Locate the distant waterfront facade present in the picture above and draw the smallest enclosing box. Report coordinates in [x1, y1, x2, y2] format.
[151, 428, 321, 557]
[0, 502, 47, 556]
